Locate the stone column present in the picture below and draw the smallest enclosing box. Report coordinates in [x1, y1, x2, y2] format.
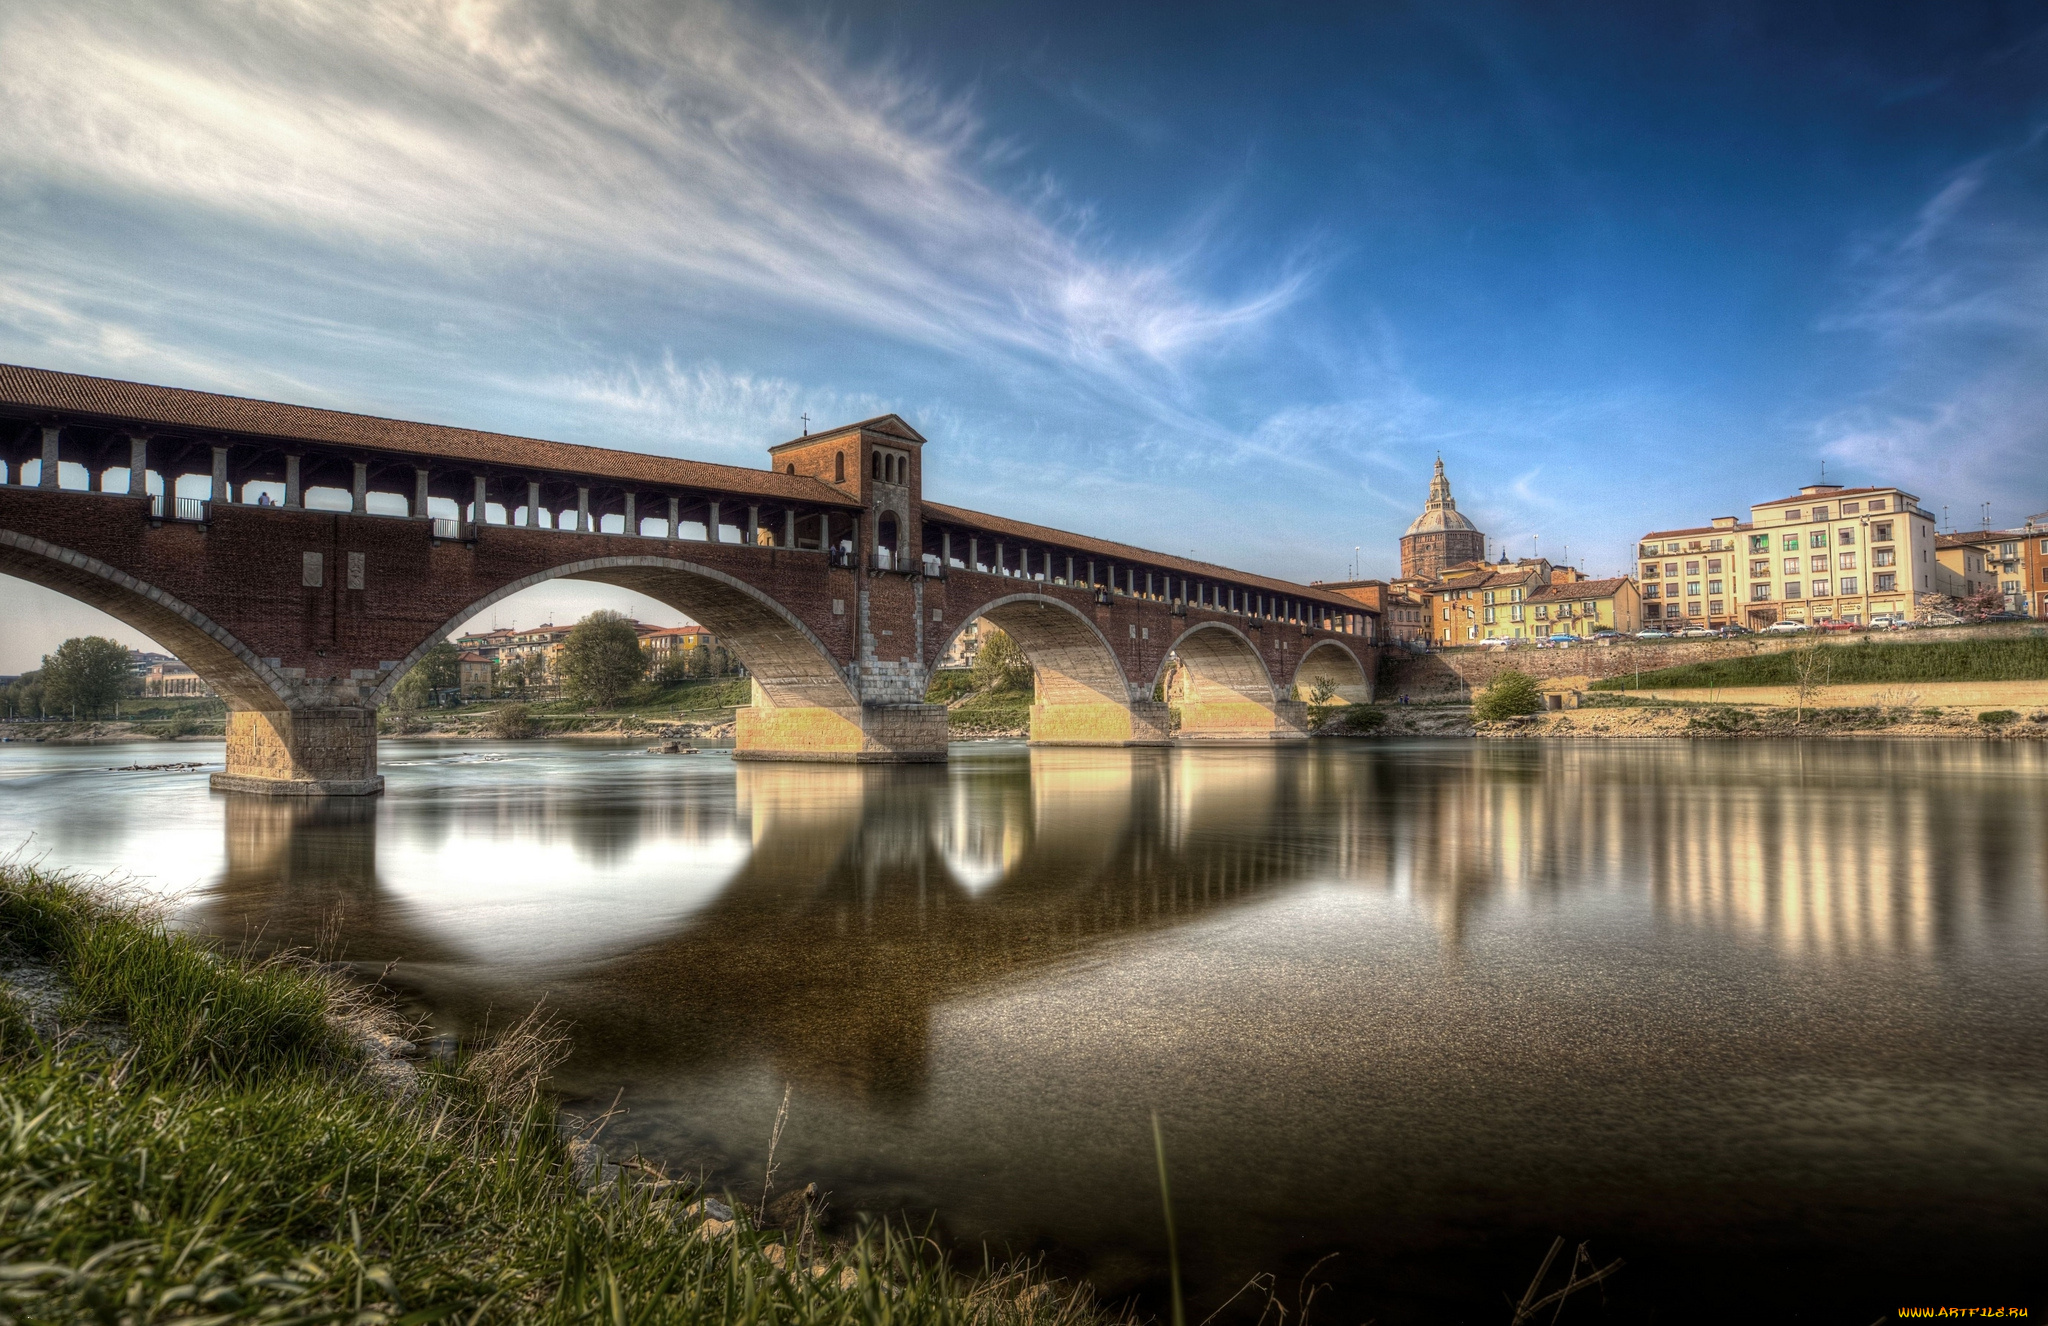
[40, 426, 60, 488]
[212, 707, 383, 797]
[212, 446, 232, 504]
[524, 480, 540, 527]
[285, 456, 303, 509]
[413, 468, 429, 518]
[783, 508, 795, 548]
[352, 461, 368, 514]
[1067, 555, 1075, 584]
[747, 504, 760, 545]
[819, 512, 830, 552]
[969, 537, 979, 571]
[471, 476, 488, 528]
[667, 495, 680, 539]
[942, 530, 952, 566]
[127, 435, 149, 496]
[576, 486, 590, 532]
[623, 492, 636, 535]
[706, 498, 722, 542]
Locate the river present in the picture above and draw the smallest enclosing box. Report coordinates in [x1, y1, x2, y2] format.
[3, 736, 2044, 1320]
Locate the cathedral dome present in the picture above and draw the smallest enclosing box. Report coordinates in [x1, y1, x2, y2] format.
[1404, 505, 1480, 536]
[1399, 457, 1486, 582]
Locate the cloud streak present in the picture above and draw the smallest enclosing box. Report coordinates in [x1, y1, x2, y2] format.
[0, 0, 1297, 397]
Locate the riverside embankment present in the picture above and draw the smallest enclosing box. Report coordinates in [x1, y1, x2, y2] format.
[0, 863, 1091, 1324]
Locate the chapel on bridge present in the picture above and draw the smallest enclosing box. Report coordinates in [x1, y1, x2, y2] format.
[1399, 458, 1486, 580]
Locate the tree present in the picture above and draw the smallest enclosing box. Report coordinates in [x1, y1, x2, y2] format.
[1961, 585, 2008, 621]
[392, 642, 463, 709]
[3, 671, 46, 720]
[558, 610, 648, 708]
[1305, 677, 1342, 730]
[40, 636, 134, 718]
[1473, 669, 1542, 720]
[970, 626, 1033, 694]
[1789, 638, 1833, 724]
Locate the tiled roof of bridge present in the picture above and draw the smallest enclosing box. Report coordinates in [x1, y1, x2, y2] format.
[921, 501, 1374, 612]
[0, 363, 861, 507]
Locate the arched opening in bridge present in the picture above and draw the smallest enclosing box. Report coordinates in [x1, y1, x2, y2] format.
[1295, 640, 1373, 706]
[1164, 622, 1283, 739]
[934, 595, 1164, 746]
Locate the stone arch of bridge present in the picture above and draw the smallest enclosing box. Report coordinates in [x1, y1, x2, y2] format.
[375, 554, 857, 717]
[0, 527, 295, 713]
[1293, 638, 1374, 704]
[936, 592, 1165, 745]
[1159, 620, 1286, 739]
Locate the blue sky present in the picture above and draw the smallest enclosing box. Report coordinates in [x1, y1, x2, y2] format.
[3, 0, 2045, 669]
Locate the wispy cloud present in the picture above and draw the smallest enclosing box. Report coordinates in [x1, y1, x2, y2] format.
[0, 0, 1298, 399]
[1816, 139, 2048, 521]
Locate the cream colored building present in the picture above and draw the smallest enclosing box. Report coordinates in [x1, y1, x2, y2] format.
[1636, 515, 1751, 628]
[1743, 484, 1936, 625]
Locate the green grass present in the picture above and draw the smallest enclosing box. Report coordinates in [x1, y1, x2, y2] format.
[0, 866, 1098, 1325]
[1589, 636, 2048, 691]
[924, 670, 975, 704]
[946, 690, 1032, 734]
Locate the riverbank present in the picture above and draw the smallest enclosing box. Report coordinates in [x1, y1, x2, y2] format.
[0, 864, 1094, 1324]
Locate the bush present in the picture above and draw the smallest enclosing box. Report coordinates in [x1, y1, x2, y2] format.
[925, 669, 975, 703]
[558, 610, 649, 708]
[970, 626, 1034, 693]
[1978, 709, 2018, 726]
[492, 702, 539, 739]
[1340, 706, 1388, 733]
[1474, 670, 1543, 720]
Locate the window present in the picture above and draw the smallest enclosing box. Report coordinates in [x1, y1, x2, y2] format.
[1751, 560, 1770, 577]
[872, 453, 882, 479]
[1809, 530, 1828, 548]
[1709, 599, 1724, 615]
[2001, 542, 2019, 559]
[1785, 582, 1801, 600]
[1641, 544, 1658, 558]
[1643, 563, 1660, 578]
[1665, 542, 1679, 553]
[1665, 562, 1679, 576]
[1783, 558, 1799, 576]
[1810, 555, 1829, 573]
[1811, 579, 1831, 597]
[1785, 510, 1802, 521]
[1811, 506, 1830, 520]
[1838, 527, 1855, 545]
[1644, 584, 1660, 598]
[1842, 501, 1860, 514]
[1706, 558, 1722, 573]
[1686, 581, 1701, 596]
[1868, 499, 1886, 511]
[1752, 584, 1772, 601]
[1838, 576, 1858, 595]
[1873, 549, 1895, 567]
[1873, 522, 1893, 542]
[1707, 579, 1723, 595]
[2041, 540, 2048, 555]
[1484, 607, 1496, 624]
[1483, 590, 1495, 605]
[1687, 601, 1703, 616]
[1510, 605, 1524, 622]
[1686, 561, 1700, 575]
[1874, 573, 1896, 593]
[1535, 605, 1549, 619]
[1749, 534, 1769, 553]
[834, 451, 845, 482]
[2004, 579, 2021, 594]
[1782, 533, 1800, 551]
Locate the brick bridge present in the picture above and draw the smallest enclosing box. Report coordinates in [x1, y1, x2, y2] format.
[0, 364, 1379, 794]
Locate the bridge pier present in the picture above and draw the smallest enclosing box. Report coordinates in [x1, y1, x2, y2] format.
[1028, 698, 1174, 746]
[733, 683, 947, 762]
[212, 707, 385, 797]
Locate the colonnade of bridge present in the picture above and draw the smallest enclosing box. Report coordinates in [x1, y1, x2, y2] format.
[0, 363, 1379, 793]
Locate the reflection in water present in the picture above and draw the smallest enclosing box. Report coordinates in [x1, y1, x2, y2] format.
[4, 737, 2045, 1321]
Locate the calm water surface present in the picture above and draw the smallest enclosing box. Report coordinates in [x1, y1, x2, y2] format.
[4, 737, 2046, 1321]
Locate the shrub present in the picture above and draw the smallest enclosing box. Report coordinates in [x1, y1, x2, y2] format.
[1340, 706, 1388, 733]
[1978, 709, 2018, 726]
[970, 626, 1034, 693]
[1474, 670, 1543, 720]
[559, 610, 650, 708]
[492, 702, 539, 739]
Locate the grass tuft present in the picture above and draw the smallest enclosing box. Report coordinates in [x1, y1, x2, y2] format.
[1591, 636, 2048, 691]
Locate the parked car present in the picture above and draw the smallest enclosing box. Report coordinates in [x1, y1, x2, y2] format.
[1918, 611, 1965, 627]
[1588, 629, 1621, 640]
[1635, 628, 1672, 639]
[1762, 620, 1809, 634]
[1982, 611, 2032, 622]
[1676, 626, 1718, 638]
[1546, 633, 1583, 645]
[1814, 618, 1861, 633]
[1868, 613, 1915, 630]
[1479, 637, 1511, 649]
[1717, 624, 1752, 636]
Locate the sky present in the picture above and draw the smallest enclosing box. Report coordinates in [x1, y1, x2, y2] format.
[3, 0, 2046, 671]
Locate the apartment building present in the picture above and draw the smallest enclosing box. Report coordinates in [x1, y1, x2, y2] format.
[1635, 516, 1750, 628]
[1428, 558, 1568, 643]
[1744, 485, 1936, 625]
[1936, 521, 2048, 616]
[1527, 577, 1641, 638]
[1643, 484, 1937, 628]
